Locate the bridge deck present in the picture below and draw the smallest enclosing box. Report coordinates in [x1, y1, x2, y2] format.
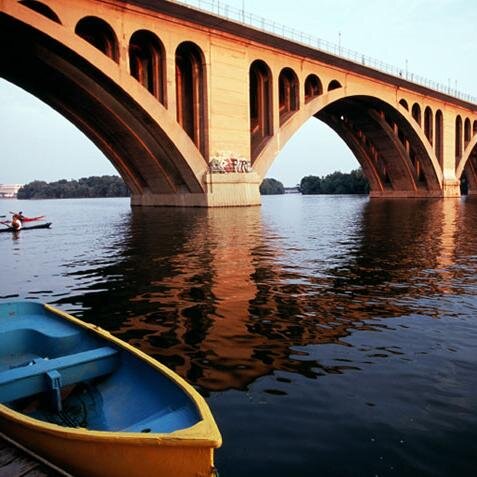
[125, 0, 477, 110]
[0, 434, 71, 477]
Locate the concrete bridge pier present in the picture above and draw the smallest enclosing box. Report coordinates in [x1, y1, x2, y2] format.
[130, 172, 262, 207]
[441, 179, 461, 198]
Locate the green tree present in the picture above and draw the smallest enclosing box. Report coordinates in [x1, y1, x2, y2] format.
[260, 178, 285, 195]
[300, 169, 369, 195]
[349, 168, 370, 194]
[300, 175, 322, 194]
[17, 176, 130, 199]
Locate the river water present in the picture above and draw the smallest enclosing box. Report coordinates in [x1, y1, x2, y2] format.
[1, 195, 477, 476]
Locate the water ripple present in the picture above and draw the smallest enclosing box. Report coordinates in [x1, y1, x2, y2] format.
[2, 196, 477, 476]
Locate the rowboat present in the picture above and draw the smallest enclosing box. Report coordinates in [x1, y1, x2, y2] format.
[0, 222, 52, 233]
[0, 302, 222, 477]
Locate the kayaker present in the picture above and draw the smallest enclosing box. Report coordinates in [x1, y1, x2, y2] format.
[11, 214, 22, 230]
[10, 211, 25, 220]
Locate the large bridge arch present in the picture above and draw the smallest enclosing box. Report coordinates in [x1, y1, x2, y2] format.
[0, 2, 208, 204]
[457, 135, 477, 194]
[253, 89, 443, 197]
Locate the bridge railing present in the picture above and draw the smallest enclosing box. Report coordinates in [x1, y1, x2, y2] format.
[173, 0, 477, 105]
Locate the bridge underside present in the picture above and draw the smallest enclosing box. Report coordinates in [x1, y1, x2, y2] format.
[316, 97, 445, 198]
[0, 13, 263, 207]
[0, 14, 210, 203]
[462, 144, 477, 195]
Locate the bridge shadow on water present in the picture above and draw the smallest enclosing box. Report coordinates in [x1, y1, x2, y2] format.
[51, 196, 477, 395]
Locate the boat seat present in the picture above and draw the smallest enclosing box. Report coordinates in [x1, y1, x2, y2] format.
[0, 346, 119, 405]
[121, 406, 196, 434]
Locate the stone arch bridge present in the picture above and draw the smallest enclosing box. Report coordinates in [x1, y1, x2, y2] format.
[1, 0, 477, 206]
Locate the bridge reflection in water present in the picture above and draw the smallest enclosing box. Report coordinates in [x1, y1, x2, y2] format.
[52, 196, 474, 393]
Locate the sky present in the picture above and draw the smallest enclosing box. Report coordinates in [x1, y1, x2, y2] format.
[1, 0, 477, 187]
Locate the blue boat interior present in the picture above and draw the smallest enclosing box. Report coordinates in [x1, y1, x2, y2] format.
[0, 302, 201, 434]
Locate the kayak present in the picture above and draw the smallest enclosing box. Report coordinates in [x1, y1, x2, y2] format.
[22, 215, 46, 222]
[0, 302, 221, 477]
[0, 222, 52, 233]
[8, 213, 46, 222]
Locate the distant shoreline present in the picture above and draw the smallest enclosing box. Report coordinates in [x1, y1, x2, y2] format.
[16, 176, 130, 200]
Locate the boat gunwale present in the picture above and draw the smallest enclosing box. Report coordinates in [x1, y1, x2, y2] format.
[0, 303, 222, 449]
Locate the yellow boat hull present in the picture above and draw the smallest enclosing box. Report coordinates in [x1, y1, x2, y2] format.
[0, 303, 221, 477]
[0, 416, 216, 477]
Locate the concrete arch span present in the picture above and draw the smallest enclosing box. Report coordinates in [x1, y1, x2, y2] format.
[457, 135, 477, 194]
[317, 96, 442, 197]
[0, 5, 209, 205]
[254, 91, 443, 198]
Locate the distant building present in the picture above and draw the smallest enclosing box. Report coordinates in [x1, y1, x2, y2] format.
[284, 187, 300, 194]
[0, 184, 23, 198]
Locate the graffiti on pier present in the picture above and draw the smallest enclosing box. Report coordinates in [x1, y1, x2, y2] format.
[209, 152, 252, 173]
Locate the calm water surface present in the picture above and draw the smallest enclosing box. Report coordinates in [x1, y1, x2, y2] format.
[1, 195, 477, 476]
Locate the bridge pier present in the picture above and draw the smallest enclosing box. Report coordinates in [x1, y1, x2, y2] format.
[131, 172, 262, 207]
[368, 179, 461, 199]
[442, 179, 462, 198]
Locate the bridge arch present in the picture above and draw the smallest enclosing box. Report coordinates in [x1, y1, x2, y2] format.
[435, 110, 443, 166]
[19, 1, 61, 24]
[249, 59, 273, 159]
[304, 74, 322, 103]
[328, 79, 342, 91]
[399, 99, 409, 110]
[0, 4, 208, 202]
[424, 106, 433, 144]
[129, 30, 166, 105]
[254, 92, 442, 197]
[75, 16, 119, 63]
[278, 67, 299, 125]
[464, 117, 472, 147]
[455, 115, 463, 159]
[412, 103, 421, 126]
[175, 41, 208, 157]
[456, 135, 477, 192]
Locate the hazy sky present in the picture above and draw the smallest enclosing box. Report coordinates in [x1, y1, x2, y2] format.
[1, 0, 476, 186]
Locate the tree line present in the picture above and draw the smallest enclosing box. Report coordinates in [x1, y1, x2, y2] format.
[17, 176, 130, 199]
[17, 169, 466, 198]
[260, 169, 370, 195]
